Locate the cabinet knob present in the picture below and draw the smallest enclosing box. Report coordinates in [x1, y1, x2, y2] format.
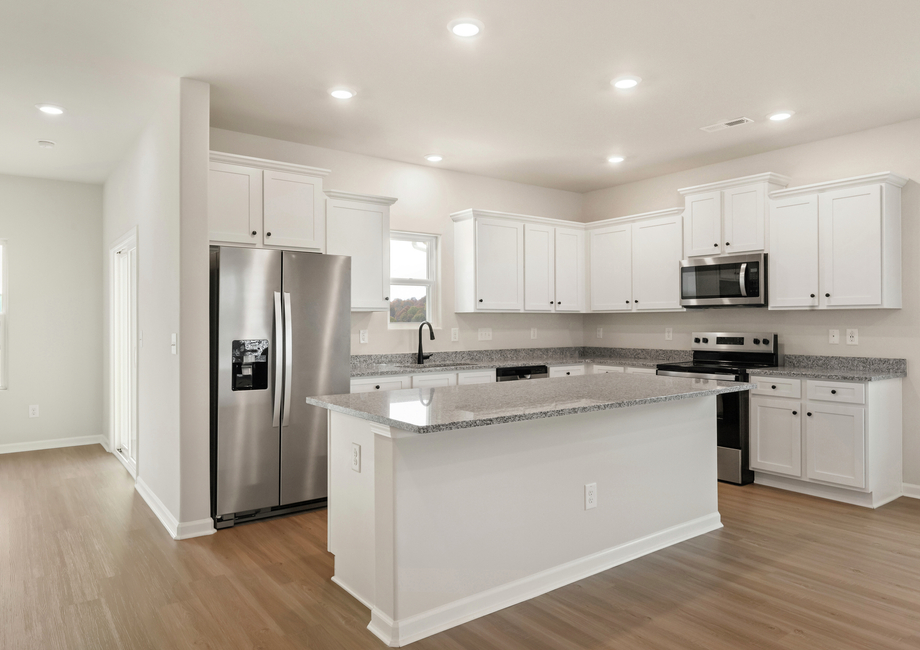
[550, 301, 554, 304]
[825, 293, 830, 298]
[831, 389, 837, 394]
[772, 385, 777, 389]
[625, 300, 630, 304]
[792, 411, 798, 415]
[726, 242, 730, 246]
[557, 301, 561, 305]
[810, 294, 816, 298]
[713, 243, 719, 247]
[566, 372, 570, 376]
[251, 230, 257, 236]
[634, 300, 638, 303]
[478, 298, 483, 303]
[375, 385, 380, 390]
[807, 412, 813, 417]
[384, 296, 389, 301]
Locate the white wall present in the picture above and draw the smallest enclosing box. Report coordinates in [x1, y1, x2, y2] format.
[210, 128, 587, 354]
[0, 175, 103, 452]
[581, 117, 920, 485]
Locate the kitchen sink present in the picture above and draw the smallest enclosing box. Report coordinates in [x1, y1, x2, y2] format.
[396, 362, 480, 369]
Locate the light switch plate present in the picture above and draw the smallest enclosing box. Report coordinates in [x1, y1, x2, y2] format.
[829, 329, 840, 344]
[530, 327, 537, 339]
[665, 328, 673, 341]
[596, 327, 603, 339]
[359, 329, 368, 344]
[847, 329, 859, 345]
[478, 328, 492, 341]
[451, 328, 459, 342]
[351, 443, 361, 473]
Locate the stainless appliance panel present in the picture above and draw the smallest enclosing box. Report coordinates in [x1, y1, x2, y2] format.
[657, 370, 742, 381]
[680, 253, 766, 307]
[717, 447, 743, 484]
[216, 247, 283, 516]
[279, 251, 351, 505]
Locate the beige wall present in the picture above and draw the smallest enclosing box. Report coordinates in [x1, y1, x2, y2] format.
[581, 117, 920, 485]
[210, 128, 587, 355]
[0, 175, 103, 451]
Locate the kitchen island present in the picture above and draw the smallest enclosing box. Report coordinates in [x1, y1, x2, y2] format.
[306, 373, 754, 647]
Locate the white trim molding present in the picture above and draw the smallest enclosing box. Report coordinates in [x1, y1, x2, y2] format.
[902, 483, 920, 499]
[450, 206, 685, 230]
[678, 172, 791, 195]
[135, 477, 179, 538]
[324, 189, 398, 205]
[769, 171, 908, 198]
[176, 518, 217, 540]
[366, 512, 722, 647]
[209, 150, 331, 177]
[0, 435, 106, 455]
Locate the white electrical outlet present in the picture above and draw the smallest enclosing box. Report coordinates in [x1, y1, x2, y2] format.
[359, 329, 368, 344]
[351, 443, 361, 473]
[585, 483, 597, 510]
[451, 327, 459, 342]
[596, 327, 603, 339]
[829, 329, 840, 344]
[29, 405, 40, 418]
[531, 327, 537, 339]
[665, 328, 673, 341]
[478, 328, 492, 341]
[847, 329, 859, 345]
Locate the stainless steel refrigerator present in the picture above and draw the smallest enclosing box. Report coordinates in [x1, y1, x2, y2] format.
[209, 246, 350, 528]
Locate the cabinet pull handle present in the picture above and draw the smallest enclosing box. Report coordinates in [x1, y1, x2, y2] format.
[266, 232, 272, 237]
[807, 412, 812, 417]
[251, 230, 257, 236]
[831, 389, 837, 394]
[792, 411, 798, 415]
[375, 385, 380, 390]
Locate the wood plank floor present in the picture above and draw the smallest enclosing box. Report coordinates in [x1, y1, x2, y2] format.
[2, 445, 920, 649]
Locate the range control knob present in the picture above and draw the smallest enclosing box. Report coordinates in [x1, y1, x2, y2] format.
[694, 337, 701, 343]
[701, 338, 709, 344]
[753, 338, 761, 345]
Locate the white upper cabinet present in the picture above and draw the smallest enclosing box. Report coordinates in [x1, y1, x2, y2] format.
[208, 162, 262, 245]
[554, 227, 584, 312]
[524, 223, 555, 312]
[588, 209, 684, 313]
[768, 172, 905, 310]
[208, 152, 331, 252]
[325, 190, 397, 312]
[477, 218, 524, 311]
[589, 223, 632, 311]
[631, 214, 683, 311]
[679, 173, 789, 258]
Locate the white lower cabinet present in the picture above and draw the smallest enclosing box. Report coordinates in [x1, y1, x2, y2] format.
[625, 367, 656, 375]
[411, 373, 457, 389]
[457, 370, 497, 385]
[748, 375, 902, 507]
[592, 364, 625, 374]
[549, 364, 585, 378]
[350, 376, 412, 393]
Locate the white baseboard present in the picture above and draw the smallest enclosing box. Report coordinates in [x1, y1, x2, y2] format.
[754, 473, 901, 508]
[366, 512, 722, 647]
[176, 518, 216, 540]
[332, 576, 375, 610]
[135, 477, 180, 539]
[0, 435, 106, 455]
[903, 483, 920, 499]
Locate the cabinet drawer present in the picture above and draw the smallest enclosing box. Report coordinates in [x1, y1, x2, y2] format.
[807, 380, 865, 405]
[549, 365, 585, 378]
[593, 364, 625, 374]
[625, 367, 656, 375]
[750, 376, 802, 398]
[457, 370, 496, 385]
[411, 373, 457, 388]
[351, 376, 411, 393]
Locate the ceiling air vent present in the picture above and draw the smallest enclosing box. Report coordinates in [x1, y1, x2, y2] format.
[700, 117, 755, 133]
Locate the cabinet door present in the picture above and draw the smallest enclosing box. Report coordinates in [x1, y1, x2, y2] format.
[769, 194, 820, 308]
[593, 365, 625, 374]
[549, 365, 584, 378]
[805, 402, 866, 489]
[555, 227, 585, 312]
[632, 215, 683, 311]
[411, 373, 457, 388]
[326, 199, 389, 311]
[524, 223, 555, 312]
[819, 184, 882, 307]
[263, 170, 325, 251]
[350, 376, 410, 393]
[457, 370, 496, 385]
[476, 218, 524, 311]
[589, 224, 632, 311]
[684, 191, 723, 257]
[208, 162, 262, 245]
[723, 184, 765, 253]
[750, 397, 802, 477]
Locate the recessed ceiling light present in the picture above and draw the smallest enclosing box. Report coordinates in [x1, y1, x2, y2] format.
[607, 156, 625, 163]
[612, 76, 641, 90]
[36, 104, 64, 115]
[37, 140, 56, 148]
[425, 154, 443, 162]
[329, 88, 356, 100]
[448, 18, 483, 37]
[768, 110, 795, 121]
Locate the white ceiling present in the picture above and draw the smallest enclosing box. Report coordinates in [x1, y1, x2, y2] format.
[3, 0, 920, 191]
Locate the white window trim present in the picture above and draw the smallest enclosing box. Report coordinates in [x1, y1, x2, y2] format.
[388, 231, 440, 329]
[0, 239, 7, 390]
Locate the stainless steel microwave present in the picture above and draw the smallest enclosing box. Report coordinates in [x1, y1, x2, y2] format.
[680, 253, 767, 307]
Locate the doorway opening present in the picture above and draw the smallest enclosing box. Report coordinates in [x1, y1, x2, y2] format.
[110, 230, 138, 476]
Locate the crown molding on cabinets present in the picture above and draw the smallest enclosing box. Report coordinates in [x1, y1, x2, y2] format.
[587, 207, 684, 229]
[209, 151, 331, 177]
[678, 172, 791, 195]
[325, 190, 398, 206]
[769, 172, 908, 198]
[450, 208, 581, 228]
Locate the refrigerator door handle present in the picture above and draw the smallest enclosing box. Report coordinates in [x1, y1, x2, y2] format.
[273, 291, 283, 427]
[282, 292, 293, 426]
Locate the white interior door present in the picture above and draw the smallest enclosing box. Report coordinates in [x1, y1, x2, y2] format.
[111, 234, 138, 476]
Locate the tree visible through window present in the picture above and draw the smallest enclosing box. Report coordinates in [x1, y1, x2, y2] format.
[389, 232, 437, 326]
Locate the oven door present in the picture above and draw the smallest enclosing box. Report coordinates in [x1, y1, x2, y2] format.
[680, 253, 766, 307]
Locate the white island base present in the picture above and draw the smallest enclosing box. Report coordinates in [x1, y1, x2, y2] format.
[327, 396, 722, 647]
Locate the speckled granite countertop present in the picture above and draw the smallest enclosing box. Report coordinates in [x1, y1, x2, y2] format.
[752, 354, 907, 382]
[350, 356, 665, 378]
[307, 373, 755, 434]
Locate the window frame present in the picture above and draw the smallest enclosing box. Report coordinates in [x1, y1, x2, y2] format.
[388, 230, 440, 329]
[0, 239, 7, 390]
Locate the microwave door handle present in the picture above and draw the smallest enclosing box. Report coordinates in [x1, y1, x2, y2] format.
[282, 292, 293, 426]
[273, 291, 283, 427]
[739, 262, 748, 297]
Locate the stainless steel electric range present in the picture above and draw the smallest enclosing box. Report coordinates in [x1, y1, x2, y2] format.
[657, 332, 780, 485]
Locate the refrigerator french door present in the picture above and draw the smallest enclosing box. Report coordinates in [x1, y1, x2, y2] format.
[210, 246, 350, 528]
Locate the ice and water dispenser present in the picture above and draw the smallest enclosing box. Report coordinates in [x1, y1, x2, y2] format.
[231, 339, 269, 391]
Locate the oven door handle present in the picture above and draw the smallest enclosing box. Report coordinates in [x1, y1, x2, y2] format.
[739, 262, 748, 297]
[657, 370, 741, 381]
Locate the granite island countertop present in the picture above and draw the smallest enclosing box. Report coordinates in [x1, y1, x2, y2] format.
[350, 356, 664, 378]
[307, 372, 755, 433]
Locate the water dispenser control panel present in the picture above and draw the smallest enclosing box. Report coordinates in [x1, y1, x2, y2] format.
[231, 339, 269, 391]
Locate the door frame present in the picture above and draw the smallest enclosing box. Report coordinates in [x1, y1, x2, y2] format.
[109, 227, 138, 478]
